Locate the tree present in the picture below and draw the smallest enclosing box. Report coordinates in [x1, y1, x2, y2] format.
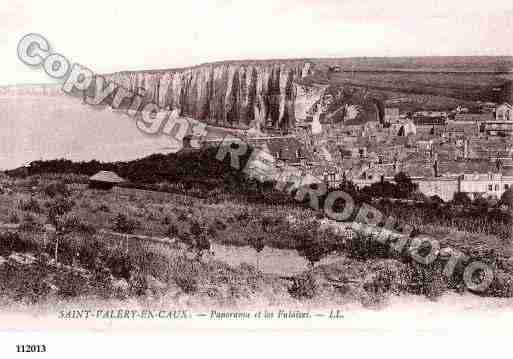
[394, 172, 417, 198]
[298, 241, 326, 269]
[452, 192, 471, 206]
[294, 223, 331, 269]
[473, 195, 490, 208]
[188, 221, 212, 259]
[430, 195, 444, 204]
[47, 196, 75, 263]
[500, 189, 513, 208]
[250, 236, 265, 271]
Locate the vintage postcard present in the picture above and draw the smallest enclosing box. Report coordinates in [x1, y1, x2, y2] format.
[1, 0, 513, 355]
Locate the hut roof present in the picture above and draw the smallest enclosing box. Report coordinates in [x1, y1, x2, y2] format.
[89, 171, 125, 183]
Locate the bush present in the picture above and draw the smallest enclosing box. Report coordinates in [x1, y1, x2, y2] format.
[174, 274, 198, 294]
[113, 213, 138, 234]
[0, 231, 39, 256]
[365, 259, 410, 295]
[55, 213, 95, 235]
[500, 189, 513, 208]
[18, 197, 42, 213]
[42, 181, 69, 198]
[104, 250, 133, 280]
[170, 256, 200, 293]
[19, 213, 42, 232]
[8, 211, 19, 224]
[486, 270, 513, 297]
[405, 262, 447, 300]
[47, 197, 75, 225]
[57, 271, 90, 298]
[129, 271, 149, 296]
[452, 192, 472, 206]
[0, 264, 52, 304]
[345, 231, 390, 260]
[97, 203, 110, 213]
[289, 273, 318, 300]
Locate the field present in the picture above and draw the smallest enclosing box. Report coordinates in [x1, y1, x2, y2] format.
[0, 171, 512, 311]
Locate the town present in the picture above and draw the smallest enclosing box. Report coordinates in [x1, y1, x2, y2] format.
[200, 85, 513, 205]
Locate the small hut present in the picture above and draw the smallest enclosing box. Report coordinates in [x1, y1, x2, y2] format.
[89, 171, 125, 190]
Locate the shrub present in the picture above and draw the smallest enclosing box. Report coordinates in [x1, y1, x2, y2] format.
[365, 259, 410, 295]
[452, 192, 472, 206]
[0, 264, 52, 304]
[47, 197, 75, 223]
[250, 236, 265, 253]
[166, 224, 179, 237]
[113, 213, 138, 234]
[19, 213, 42, 232]
[345, 231, 390, 260]
[0, 231, 39, 256]
[405, 262, 447, 300]
[8, 211, 19, 224]
[486, 270, 513, 297]
[289, 273, 317, 300]
[57, 271, 90, 298]
[213, 218, 227, 231]
[42, 181, 69, 198]
[97, 203, 110, 213]
[18, 197, 42, 213]
[104, 250, 133, 280]
[297, 240, 328, 268]
[171, 256, 199, 293]
[174, 274, 198, 294]
[500, 189, 513, 208]
[55, 213, 95, 235]
[237, 209, 251, 222]
[129, 271, 149, 296]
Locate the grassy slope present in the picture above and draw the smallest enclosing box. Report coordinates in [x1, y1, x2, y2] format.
[1, 173, 513, 308]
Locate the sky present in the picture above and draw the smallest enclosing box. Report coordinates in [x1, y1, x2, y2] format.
[1, 0, 513, 85]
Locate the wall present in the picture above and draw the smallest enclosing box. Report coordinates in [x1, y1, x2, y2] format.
[415, 178, 460, 202]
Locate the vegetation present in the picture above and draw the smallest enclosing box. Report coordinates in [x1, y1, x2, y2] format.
[0, 143, 511, 309]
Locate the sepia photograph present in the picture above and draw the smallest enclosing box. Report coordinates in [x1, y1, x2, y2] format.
[0, 0, 512, 356]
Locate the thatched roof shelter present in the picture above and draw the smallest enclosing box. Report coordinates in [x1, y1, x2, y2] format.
[89, 171, 125, 189]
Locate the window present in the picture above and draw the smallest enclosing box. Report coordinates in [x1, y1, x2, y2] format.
[505, 184, 509, 190]
[488, 184, 493, 191]
[495, 185, 499, 191]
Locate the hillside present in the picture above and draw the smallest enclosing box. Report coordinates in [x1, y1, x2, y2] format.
[6, 56, 510, 126]
[96, 56, 513, 126]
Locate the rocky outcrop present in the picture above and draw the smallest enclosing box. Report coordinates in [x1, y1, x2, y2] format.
[103, 61, 314, 131]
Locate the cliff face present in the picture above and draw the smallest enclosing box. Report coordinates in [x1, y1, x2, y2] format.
[104, 61, 314, 131]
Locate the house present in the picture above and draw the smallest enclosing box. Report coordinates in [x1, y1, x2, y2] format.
[414, 110, 448, 118]
[89, 171, 125, 190]
[495, 103, 513, 122]
[384, 107, 400, 124]
[413, 116, 446, 127]
[453, 113, 493, 122]
[459, 171, 513, 200]
[390, 119, 416, 137]
[247, 136, 314, 167]
[481, 103, 513, 136]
